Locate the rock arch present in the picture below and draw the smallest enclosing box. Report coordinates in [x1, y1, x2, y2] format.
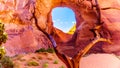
[34, 0, 103, 57]
[35, 0, 120, 56]
[35, 0, 93, 32]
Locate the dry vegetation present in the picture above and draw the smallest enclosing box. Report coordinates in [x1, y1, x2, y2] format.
[12, 52, 66, 68]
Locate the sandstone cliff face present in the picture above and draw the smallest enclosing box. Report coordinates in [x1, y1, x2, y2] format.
[99, 0, 120, 55]
[0, 0, 120, 56]
[4, 23, 52, 56]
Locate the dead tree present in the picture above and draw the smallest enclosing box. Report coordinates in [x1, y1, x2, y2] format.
[54, 0, 112, 68]
[33, 0, 112, 68]
[53, 25, 112, 68]
[52, 0, 112, 68]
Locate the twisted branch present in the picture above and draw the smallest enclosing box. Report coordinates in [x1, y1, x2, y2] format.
[53, 0, 112, 68]
[33, 0, 113, 68]
[73, 26, 112, 59]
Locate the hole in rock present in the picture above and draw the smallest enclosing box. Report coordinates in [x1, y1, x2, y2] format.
[52, 7, 76, 34]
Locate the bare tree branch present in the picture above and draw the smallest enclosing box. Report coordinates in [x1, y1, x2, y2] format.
[72, 25, 112, 68]
[33, 0, 114, 68]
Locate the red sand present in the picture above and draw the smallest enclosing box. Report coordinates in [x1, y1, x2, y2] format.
[80, 54, 120, 68]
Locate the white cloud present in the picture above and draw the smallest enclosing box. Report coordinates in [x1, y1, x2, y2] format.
[72, 21, 76, 24]
[53, 20, 56, 23]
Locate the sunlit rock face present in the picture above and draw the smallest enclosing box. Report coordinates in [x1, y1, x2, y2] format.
[0, 0, 120, 56]
[4, 23, 52, 56]
[98, 0, 120, 55]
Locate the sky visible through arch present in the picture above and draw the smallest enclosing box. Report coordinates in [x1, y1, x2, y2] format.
[52, 7, 76, 33]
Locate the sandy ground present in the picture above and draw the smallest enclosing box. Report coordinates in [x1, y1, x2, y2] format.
[12, 52, 66, 68]
[80, 54, 120, 68]
[12, 53, 120, 68]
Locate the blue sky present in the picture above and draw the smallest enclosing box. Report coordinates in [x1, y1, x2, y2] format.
[52, 7, 76, 32]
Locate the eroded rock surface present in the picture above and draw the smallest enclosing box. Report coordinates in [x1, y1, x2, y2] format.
[4, 23, 52, 56]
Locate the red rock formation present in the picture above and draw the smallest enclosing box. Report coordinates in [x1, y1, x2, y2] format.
[4, 23, 52, 56]
[0, 0, 120, 57]
[99, 0, 120, 55]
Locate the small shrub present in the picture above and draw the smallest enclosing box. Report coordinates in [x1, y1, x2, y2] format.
[20, 59, 26, 61]
[59, 65, 65, 68]
[13, 62, 21, 68]
[0, 56, 13, 68]
[35, 48, 55, 53]
[43, 62, 48, 68]
[46, 48, 55, 53]
[53, 60, 58, 64]
[31, 56, 36, 59]
[38, 56, 43, 60]
[35, 48, 46, 53]
[47, 57, 53, 60]
[27, 61, 39, 66]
